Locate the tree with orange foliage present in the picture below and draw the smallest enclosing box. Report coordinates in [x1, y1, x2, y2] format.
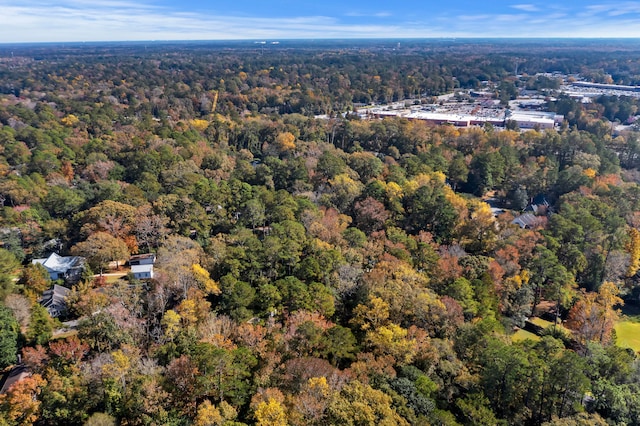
[0, 373, 47, 425]
[60, 160, 74, 182]
[567, 282, 623, 344]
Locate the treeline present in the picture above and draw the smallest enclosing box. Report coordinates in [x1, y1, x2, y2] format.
[0, 42, 640, 425]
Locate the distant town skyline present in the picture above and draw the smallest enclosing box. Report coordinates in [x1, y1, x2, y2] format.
[2, 0, 640, 43]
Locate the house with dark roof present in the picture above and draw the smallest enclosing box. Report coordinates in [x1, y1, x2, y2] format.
[32, 252, 85, 282]
[0, 365, 29, 394]
[129, 253, 156, 265]
[524, 195, 551, 215]
[40, 284, 71, 318]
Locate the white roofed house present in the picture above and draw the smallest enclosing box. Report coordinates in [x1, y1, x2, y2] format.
[129, 253, 156, 279]
[39, 284, 71, 318]
[32, 252, 85, 283]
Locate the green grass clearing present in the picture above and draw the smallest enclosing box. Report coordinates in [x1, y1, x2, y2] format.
[512, 329, 541, 342]
[96, 272, 128, 283]
[51, 330, 78, 340]
[615, 320, 640, 352]
[106, 274, 127, 283]
[529, 316, 569, 333]
[529, 317, 553, 328]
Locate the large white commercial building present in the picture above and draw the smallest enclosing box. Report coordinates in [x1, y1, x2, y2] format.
[365, 106, 562, 130]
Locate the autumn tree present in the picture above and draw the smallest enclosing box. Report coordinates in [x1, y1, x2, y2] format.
[134, 205, 169, 252]
[3, 294, 31, 331]
[567, 282, 623, 345]
[459, 199, 497, 254]
[76, 200, 138, 241]
[327, 380, 410, 426]
[71, 232, 130, 274]
[288, 376, 332, 425]
[327, 173, 363, 213]
[354, 197, 390, 233]
[18, 263, 50, 302]
[625, 227, 640, 277]
[275, 131, 296, 153]
[193, 400, 223, 426]
[0, 373, 47, 425]
[84, 413, 117, 426]
[255, 398, 288, 426]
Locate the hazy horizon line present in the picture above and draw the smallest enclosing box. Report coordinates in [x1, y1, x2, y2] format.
[2, 36, 640, 46]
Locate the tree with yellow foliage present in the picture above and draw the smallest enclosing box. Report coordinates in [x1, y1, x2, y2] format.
[192, 264, 221, 295]
[366, 323, 418, 365]
[276, 131, 296, 152]
[583, 168, 597, 178]
[327, 380, 410, 426]
[61, 114, 79, 127]
[625, 227, 640, 277]
[176, 290, 211, 328]
[351, 296, 390, 331]
[194, 400, 223, 426]
[328, 173, 363, 212]
[100, 345, 142, 416]
[255, 398, 288, 426]
[460, 199, 498, 254]
[161, 309, 181, 341]
[189, 119, 210, 132]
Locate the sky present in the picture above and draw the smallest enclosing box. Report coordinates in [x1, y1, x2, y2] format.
[2, 0, 640, 43]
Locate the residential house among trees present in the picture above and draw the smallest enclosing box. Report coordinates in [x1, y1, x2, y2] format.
[39, 284, 71, 318]
[129, 253, 156, 280]
[511, 213, 542, 229]
[0, 365, 30, 394]
[32, 253, 85, 282]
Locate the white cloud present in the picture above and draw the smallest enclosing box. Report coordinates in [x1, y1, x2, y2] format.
[457, 14, 492, 22]
[344, 11, 392, 18]
[511, 4, 540, 12]
[583, 2, 640, 17]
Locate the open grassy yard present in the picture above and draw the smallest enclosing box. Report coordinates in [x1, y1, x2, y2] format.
[51, 329, 78, 340]
[512, 329, 541, 342]
[529, 316, 570, 333]
[104, 273, 128, 283]
[615, 320, 640, 352]
[529, 317, 553, 328]
[93, 272, 128, 283]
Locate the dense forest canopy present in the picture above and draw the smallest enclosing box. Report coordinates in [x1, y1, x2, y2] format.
[1, 39, 640, 425]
